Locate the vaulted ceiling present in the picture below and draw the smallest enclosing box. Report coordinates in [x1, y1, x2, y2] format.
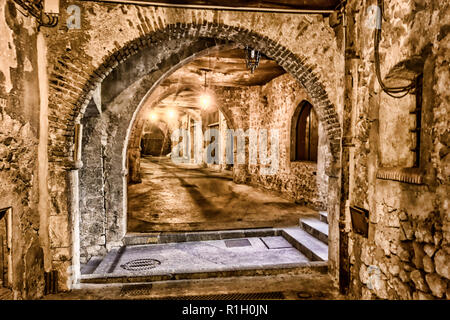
[153, 46, 286, 114]
[143, 0, 342, 116]
[161, 47, 286, 88]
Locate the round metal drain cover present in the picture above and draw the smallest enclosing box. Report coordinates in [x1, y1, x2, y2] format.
[120, 258, 161, 271]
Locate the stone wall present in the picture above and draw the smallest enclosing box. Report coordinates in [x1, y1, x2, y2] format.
[251, 74, 330, 210]
[344, 0, 449, 299]
[215, 74, 330, 210]
[0, 0, 45, 299]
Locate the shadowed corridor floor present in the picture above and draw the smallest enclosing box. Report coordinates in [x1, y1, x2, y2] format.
[127, 156, 317, 233]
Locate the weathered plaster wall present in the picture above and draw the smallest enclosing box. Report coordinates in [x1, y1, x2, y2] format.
[0, 0, 45, 299]
[345, 0, 449, 299]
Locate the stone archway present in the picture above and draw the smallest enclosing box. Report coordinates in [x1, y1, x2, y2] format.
[126, 78, 237, 184]
[47, 21, 342, 287]
[50, 24, 341, 160]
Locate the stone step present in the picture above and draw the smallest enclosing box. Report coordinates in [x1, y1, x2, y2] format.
[91, 248, 122, 275]
[81, 256, 103, 275]
[74, 271, 339, 300]
[319, 211, 328, 224]
[299, 217, 328, 244]
[281, 227, 328, 261]
[124, 228, 280, 246]
[80, 261, 328, 284]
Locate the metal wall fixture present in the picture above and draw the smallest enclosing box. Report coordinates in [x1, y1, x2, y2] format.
[13, 0, 59, 28]
[350, 206, 369, 238]
[410, 74, 423, 168]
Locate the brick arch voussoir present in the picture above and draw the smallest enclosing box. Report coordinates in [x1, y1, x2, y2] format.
[49, 21, 341, 165]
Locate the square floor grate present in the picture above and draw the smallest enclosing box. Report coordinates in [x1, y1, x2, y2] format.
[224, 239, 252, 248]
[121, 284, 154, 296]
[120, 285, 285, 300]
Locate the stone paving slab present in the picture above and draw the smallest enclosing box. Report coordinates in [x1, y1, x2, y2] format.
[261, 236, 293, 249]
[319, 211, 328, 224]
[81, 261, 328, 284]
[123, 228, 280, 245]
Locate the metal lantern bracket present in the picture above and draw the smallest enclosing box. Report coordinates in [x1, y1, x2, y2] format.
[13, 0, 59, 29]
[350, 206, 369, 238]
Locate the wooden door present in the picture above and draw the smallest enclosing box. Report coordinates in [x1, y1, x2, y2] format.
[0, 210, 7, 287]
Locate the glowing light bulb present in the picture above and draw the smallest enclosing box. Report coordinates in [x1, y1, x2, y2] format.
[168, 109, 176, 118]
[199, 93, 212, 109]
[150, 112, 158, 121]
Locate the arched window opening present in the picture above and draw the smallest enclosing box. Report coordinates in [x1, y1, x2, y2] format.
[292, 101, 318, 162]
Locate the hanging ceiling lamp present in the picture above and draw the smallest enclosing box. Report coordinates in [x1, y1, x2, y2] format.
[167, 109, 176, 118]
[150, 112, 158, 121]
[199, 67, 213, 110]
[245, 46, 261, 74]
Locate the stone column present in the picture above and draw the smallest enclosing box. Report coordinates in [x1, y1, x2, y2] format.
[128, 119, 145, 184]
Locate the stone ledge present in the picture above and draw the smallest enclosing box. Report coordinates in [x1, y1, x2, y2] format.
[376, 167, 425, 185]
[124, 228, 281, 246]
[80, 261, 329, 284]
[290, 160, 317, 167]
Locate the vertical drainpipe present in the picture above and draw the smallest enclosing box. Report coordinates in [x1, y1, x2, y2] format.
[339, 5, 352, 295]
[37, 32, 51, 275]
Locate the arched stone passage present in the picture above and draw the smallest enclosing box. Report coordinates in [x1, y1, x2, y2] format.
[140, 122, 171, 156]
[49, 22, 342, 278]
[126, 81, 237, 183]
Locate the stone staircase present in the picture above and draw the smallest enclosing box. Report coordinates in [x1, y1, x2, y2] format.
[282, 211, 328, 262]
